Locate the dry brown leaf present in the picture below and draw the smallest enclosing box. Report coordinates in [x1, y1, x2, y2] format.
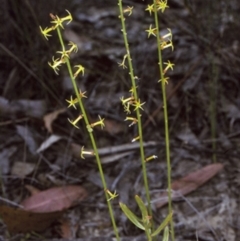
[59, 218, 77, 239]
[43, 108, 66, 133]
[11, 162, 35, 179]
[21, 185, 88, 212]
[25, 184, 41, 195]
[155, 163, 223, 208]
[0, 205, 63, 233]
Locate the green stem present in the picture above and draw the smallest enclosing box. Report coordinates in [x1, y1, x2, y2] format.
[56, 27, 120, 241]
[118, 0, 152, 221]
[153, 1, 175, 240]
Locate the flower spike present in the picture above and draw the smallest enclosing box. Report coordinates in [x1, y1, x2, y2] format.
[105, 189, 119, 201]
[40, 26, 54, 40]
[66, 96, 78, 109]
[74, 65, 85, 78]
[160, 40, 174, 51]
[118, 54, 128, 69]
[145, 155, 158, 162]
[145, 4, 154, 15]
[125, 116, 138, 126]
[146, 24, 157, 38]
[68, 41, 78, 54]
[80, 146, 94, 159]
[123, 6, 134, 16]
[51, 15, 64, 29]
[61, 10, 73, 25]
[132, 99, 145, 111]
[120, 96, 134, 105]
[57, 50, 70, 61]
[68, 115, 83, 129]
[161, 28, 172, 42]
[48, 56, 63, 74]
[78, 89, 87, 99]
[163, 60, 174, 74]
[90, 115, 105, 129]
[158, 76, 169, 84]
[157, 0, 169, 13]
[132, 136, 140, 142]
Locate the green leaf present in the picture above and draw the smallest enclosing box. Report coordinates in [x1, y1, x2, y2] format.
[119, 202, 145, 230]
[135, 195, 149, 225]
[151, 212, 172, 237]
[162, 226, 169, 241]
[135, 195, 151, 231]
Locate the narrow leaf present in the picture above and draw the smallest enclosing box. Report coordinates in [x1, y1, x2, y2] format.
[151, 212, 172, 237]
[135, 195, 148, 222]
[119, 202, 145, 230]
[162, 226, 169, 241]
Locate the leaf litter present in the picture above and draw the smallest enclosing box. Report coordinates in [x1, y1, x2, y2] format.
[0, 185, 87, 234]
[0, 205, 64, 233]
[154, 163, 224, 209]
[1, 0, 240, 240]
[21, 185, 88, 212]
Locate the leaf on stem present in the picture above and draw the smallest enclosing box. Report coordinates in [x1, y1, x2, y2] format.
[135, 195, 148, 222]
[151, 212, 172, 237]
[119, 202, 145, 230]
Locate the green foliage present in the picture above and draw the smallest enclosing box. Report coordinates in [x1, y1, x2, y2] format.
[120, 195, 172, 240]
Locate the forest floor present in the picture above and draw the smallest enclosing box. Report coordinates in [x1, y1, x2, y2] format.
[0, 0, 240, 240]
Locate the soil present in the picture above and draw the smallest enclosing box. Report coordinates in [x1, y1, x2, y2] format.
[0, 0, 240, 240]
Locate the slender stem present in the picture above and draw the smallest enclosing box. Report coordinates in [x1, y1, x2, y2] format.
[56, 27, 120, 241]
[118, 0, 152, 220]
[153, 1, 175, 240]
